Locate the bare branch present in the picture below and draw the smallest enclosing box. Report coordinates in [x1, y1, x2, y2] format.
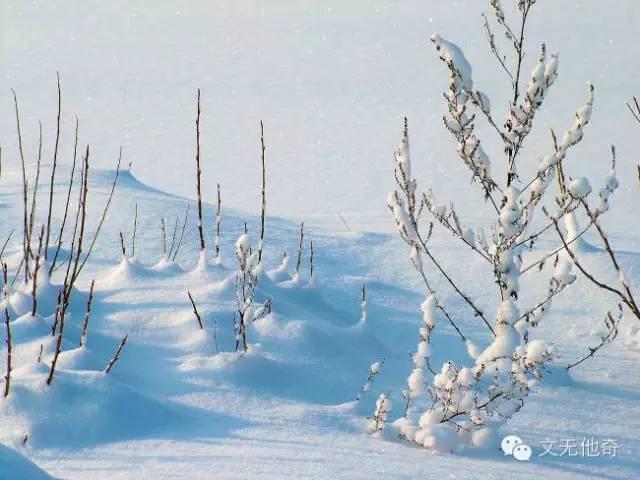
[187, 291, 204, 330]
[105, 335, 128, 374]
[45, 72, 62, 259]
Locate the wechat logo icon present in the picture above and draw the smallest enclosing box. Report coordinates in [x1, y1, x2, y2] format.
[501, 435, 532, 461]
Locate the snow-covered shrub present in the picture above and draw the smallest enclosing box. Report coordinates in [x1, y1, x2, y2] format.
[234, 233, 271, 352]
[385, 0, 614, 452]
[368, 392, 392, 434]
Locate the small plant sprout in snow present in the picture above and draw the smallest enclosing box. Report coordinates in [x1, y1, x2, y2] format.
[356, 357, 384, 402]
[380, 0, 629, 453]
[234, 233, 271, 353]
[368, 392, 392, 434]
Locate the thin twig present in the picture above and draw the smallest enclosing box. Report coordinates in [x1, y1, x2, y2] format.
[105, 335, 128, 374]
[168, 215, 179, 260]
[295, 221, 304, 274]
[131, 202, 138, 258]
[195, 89, 205, 251]
[46, 286, 66, 385]
[12, 89, 30, 284]
[3, 263, 12, 397]
[215, 183, 222, 262]
[31, 225, 45, 316]
[50, 116, 79, 275]
[161, 217, 167, 258]
[310, 240, 314, 278]
[45, 72, 62, 259]
[187, 291, 204, 330]
[258, 121, 266, 264]
[119, 232, 126, 257]
[28, 122, 43, 255]
[74, 148, 122, 281]
[0, 230, 14, 263]
[79, 279, 95, 347]
[172, 204, 190, 262]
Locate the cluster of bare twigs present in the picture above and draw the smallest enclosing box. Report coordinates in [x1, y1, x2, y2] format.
[186, 90, 276, 355]
[0, 75, 125, 393]
[551, 101, 640, 368]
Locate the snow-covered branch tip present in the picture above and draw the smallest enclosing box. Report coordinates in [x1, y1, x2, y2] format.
[356, 358, 384, 402]
[368, 392, 391, 434]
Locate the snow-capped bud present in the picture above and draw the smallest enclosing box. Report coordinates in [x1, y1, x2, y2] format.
[569, 177, 592, 199]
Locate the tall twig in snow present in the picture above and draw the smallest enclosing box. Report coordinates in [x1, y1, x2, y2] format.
[310, 240, 314, 278]
[167, 215, 179, 260]
[295, 221, 304, 275]
[51, 290, 62, 337]
[105, 335, 128, 374]
[80, 279, 95, 347]
[161, 217, 167, 258]
[28, 122, 43, 252]
[360, 284, 366, 326]
[47, 286, 66, 385]
[119, 232, 126, 257]
[3, 263, 12, 397]
[625, 96, 640, 123]
[31, 225, 45, 316]
[215, 183, 222, 263]
[131, 202, 138, 258]
[0, 231, 14, 263]
[12, 90, 30, 284]
[172, 204, 190, 262]
[45, 72, 62, 259]
[69, 146, 90, 286]
[195, 89, 205, 252]
[187, 291, 204, 330]
[75, 147, 122, 281]
[213, 317, 219, 354]
[50, 116, 79, 275]
[258, 121, 266, 265]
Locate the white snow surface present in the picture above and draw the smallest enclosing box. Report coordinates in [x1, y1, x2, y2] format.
[0, 1, 639, 479]
[0, 164, 635, 479]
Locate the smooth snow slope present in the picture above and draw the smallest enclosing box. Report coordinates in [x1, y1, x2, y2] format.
[0, 163, 636, 479]
[2, 0, 640, 232]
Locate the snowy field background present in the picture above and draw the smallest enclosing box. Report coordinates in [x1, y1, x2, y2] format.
[4, 0, 640, 233]
[1, 0, 640, 479]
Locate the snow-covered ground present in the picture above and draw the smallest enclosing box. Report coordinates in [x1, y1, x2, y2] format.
[1, 1, 640, 479]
